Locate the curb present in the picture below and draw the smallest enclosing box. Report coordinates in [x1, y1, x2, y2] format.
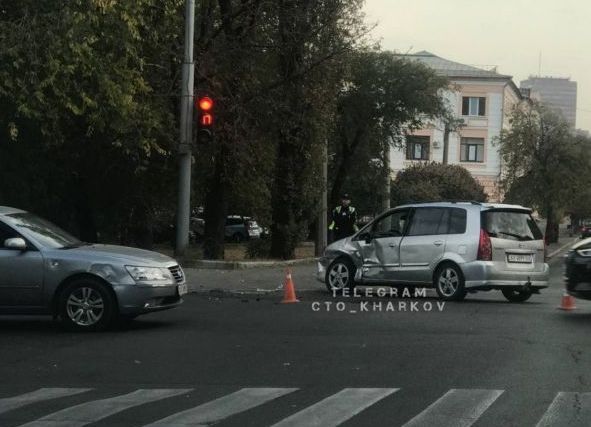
[181, 257, 317, 270]
[547, 238, 577, 259]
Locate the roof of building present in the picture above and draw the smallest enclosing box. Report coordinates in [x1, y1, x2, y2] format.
[400, 51, 512, 80]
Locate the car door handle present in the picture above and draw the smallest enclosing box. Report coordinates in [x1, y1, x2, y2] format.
[434, 240, 444, 246]
[389, 243, 397, 248]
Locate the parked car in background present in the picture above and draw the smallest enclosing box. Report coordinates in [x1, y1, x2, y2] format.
[580, 220, 591, 239]
[0, 206, 186, 331]
[317, 201, 549, 302]
[190, 213, 263, 243]
[226, 216, 262, 242]
[564, 238, 591, 300]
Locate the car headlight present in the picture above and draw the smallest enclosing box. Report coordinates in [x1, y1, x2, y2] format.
[125, 266, 173, 282]
[576, 249, 591, 257]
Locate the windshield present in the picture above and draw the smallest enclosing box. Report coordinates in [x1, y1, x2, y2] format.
[483, 210, 543, 241]
[4, 212, 83, 249]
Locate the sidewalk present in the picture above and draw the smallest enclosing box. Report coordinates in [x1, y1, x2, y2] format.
[184, 233, 579, 294]
[184, 261, 319, 294]
[546, 232, 578, 259]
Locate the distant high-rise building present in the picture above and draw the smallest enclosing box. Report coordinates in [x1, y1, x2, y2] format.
[520, 77, 577, 128]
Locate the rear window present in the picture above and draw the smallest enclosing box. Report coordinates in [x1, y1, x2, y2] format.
[482, 210, 543, 241]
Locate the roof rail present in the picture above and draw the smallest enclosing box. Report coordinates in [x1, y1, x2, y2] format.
[405, 199, 483, 205]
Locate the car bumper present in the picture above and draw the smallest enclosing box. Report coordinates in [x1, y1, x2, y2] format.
[463, 261, 549, 289]
[316, 258, 333, 283]
[113, 282, 185, 315]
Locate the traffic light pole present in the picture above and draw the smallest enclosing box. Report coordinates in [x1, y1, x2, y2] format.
[175, 0, 195, 258]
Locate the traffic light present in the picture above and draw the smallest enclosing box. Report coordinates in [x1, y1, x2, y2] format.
[196, 96, 214, 128]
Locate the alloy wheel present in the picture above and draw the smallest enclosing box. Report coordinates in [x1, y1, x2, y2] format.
[328, 263, 350, 290]
[438, 267, 459, 298]
[66, 287, 105, 327]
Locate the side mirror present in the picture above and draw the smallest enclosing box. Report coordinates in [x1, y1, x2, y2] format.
[4, 237, 27, 251]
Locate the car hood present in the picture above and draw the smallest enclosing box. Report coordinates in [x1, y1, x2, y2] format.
[325, 236, 358, 253]
[53, 244, 178, 267]
[571, 238, 591, 251]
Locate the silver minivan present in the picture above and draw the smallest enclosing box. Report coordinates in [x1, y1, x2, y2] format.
[317, 202, 549, 302]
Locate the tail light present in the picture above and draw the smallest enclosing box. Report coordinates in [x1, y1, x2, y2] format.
[477, 229, 492, 261]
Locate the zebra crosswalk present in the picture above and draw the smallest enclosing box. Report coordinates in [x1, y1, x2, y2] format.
[0, 386, 589, 426]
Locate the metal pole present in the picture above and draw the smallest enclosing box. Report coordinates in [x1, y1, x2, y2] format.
[175, 0, 195, 258]
[315, 142, 328, 256]
[382, 145, 391, 212]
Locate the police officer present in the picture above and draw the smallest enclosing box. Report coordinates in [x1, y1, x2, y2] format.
[329, 193, 358, 241]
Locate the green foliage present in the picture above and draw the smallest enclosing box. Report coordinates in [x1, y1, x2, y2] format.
[391, 163, 487, 206]
[498, 103, 585, 215]
[497, 102, 590, 242]
[329, 51, 450, 208]
[0, 0, 183, 244]
[0, 0, 462, 259]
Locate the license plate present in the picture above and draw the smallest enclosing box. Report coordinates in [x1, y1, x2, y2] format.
[177, 283, 188, 296]
[507, 254, 533, 263]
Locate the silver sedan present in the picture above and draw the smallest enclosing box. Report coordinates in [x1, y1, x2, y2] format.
[0, 206, 187, 331]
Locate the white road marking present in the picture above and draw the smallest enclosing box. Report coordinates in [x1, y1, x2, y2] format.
[402, 388, 504, 427]
[536, 392, 591, 427]
[17, 388, 191, 427]
[144, 387, 297, 427]
[271, 388, 398, 427]
[0, 388, 91, 415]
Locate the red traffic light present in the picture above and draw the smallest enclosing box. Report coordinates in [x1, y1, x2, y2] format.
[197, 96, 213, 111]
[201, 113, 213, 126]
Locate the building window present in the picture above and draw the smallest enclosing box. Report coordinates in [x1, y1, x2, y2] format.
[462, 97, 486, 116]
[460, 137, 485, 162]
[406, 136, 429, 160]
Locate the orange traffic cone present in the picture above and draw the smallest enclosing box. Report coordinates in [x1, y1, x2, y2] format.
[558, 292, 577, 311]
[281, 268, 299, 304]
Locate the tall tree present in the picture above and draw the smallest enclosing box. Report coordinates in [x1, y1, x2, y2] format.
[0, 0, 184, 245]
[328, 51, 449, 208]
[264, 0, 368, 259]
[498, 102, 586, 243]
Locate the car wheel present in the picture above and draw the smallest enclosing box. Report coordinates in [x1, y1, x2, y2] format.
[325, 258, 356, 293]
[232, 233, 244, 243]
[502, 288, 532, 303]
[59, 278, 116, 331]
[434, 263, 466, 301]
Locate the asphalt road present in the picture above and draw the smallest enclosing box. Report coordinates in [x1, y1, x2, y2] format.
[1, 250, 591, 426]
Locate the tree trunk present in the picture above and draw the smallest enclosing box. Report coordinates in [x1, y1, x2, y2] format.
[442, 123, 450, 165]
[268, 0, 311, 260]
[270, 133, 299, 259]
[74, 177, 98, 243]
[544, 206, 559, 244]
[330, 129, 364, 207]
[130, 204, 154, 250]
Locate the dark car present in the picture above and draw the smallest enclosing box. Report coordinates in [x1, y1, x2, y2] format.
[580, 222, 591, 239]
[564, 238, 591, 299]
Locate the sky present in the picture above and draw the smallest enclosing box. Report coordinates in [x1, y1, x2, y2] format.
[363, 0, 591, 132]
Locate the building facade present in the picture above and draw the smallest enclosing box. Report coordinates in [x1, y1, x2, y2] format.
[391, 51, 524, 202]
[520, 76, 577, 128]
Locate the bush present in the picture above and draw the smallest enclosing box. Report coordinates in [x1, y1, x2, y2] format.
[391, 163, 487, 206]
[246, 238, 272, 259]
